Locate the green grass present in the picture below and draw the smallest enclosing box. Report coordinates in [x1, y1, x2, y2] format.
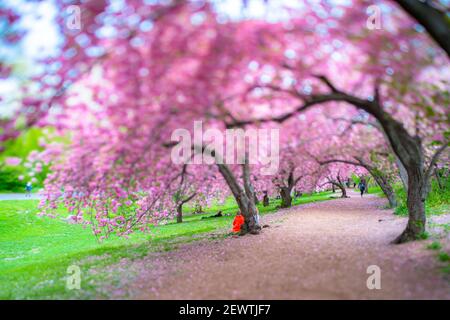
[427, 241, 442, 250]
[438, 252, 450, 263]
[0, 128, 50, 192]
[0, 191, 333, 299]
[392, 177, 450, 217]
[366, 185, 384, 197]
[366, 175, 450, 216]
[426, 241, 450, 274]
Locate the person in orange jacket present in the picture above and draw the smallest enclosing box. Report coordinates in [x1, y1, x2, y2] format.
[232, 212, 245, 233]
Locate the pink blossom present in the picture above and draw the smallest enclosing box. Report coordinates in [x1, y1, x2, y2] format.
[4, 157, 21, 166]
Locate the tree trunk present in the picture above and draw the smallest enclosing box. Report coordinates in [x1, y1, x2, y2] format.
[365, 176, 370, 194]
[378, 116, 429, 243]
[331, 184, 335, 193]
[280, 187, 293, 208]
[372, 174, 398, 208]
[176, 204, 183, 223]
[335, 175, 348, 198]
[237, 193, 260, 235]
[241, 159, 261, 234]
[254, 193, 260, 205]
[434, 166, 443, 190]
[377, 121, 409, 192]
[338, 183, 347, 198]
[263, 192, 269, 207]
[393, 170, 426, 243]
[216, 160, 260, 235]
[395, 157, 409, 192]
[175, 192, 196, 223]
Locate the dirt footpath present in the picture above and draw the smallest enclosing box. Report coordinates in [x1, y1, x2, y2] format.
[103, 190, 450, 299]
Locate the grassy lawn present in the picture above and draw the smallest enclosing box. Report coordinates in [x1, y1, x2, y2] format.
[366, 185, 383, 196]
[366, 179, 450, 217]
[0, 191, 333, 299]
[392, 179, 450, 217]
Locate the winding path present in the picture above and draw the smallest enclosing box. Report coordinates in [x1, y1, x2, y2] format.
[103, 190, 450, 299]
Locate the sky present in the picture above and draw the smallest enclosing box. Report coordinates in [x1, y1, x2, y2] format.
[4, 0, 60, 60]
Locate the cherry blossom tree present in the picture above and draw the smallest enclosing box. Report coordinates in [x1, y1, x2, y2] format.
[222, 1, 449, 242]
[271, 119, 326, 207]
[312, 119, 400, 208]
[3, 0, 448, 243]
[29, 1, 278, 235]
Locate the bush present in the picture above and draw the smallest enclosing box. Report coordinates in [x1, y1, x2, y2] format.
[0, 167, 26, 192]
[427, 241, 442, 250]
[438, 252, 450, 263]
[0, 128, 49, 192]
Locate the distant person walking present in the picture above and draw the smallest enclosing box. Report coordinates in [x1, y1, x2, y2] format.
[25, 182, 32, 198]
[357, 180, 366, 197]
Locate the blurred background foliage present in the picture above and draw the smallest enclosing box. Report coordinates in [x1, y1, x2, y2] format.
[0, 128, 49, 192]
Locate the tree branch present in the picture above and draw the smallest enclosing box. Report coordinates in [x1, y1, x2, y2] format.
[312, 74, 340, 93]
[424, 142, 449, 182]
[395, 0, 450, 57]
[226, 90, 384, 128]
[318, 158, 362, 168]
[181, 191, 197, 205]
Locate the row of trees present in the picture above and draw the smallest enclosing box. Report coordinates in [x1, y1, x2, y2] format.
[1, 0, 448, 242]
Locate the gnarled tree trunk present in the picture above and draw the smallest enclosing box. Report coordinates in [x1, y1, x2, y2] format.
[395, 157, 409, 192]
[195, 142, 260, 234]
[263, 191, 270, 207]
[394, 169, 426, 243]
[325, 178, 347, 198]
[277, 170, 300, 208]
[359, 163, 398, 209]
[280, 186, 293, 208]
[335, 175, 348, 198]
[216, 159, 261, 235]
[176, 204, 183, 223]
[371, 173, 398, 208]
[175, 192, 196, 224]
[434, 165, 443, 190]
[337, 182, 347, 198]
